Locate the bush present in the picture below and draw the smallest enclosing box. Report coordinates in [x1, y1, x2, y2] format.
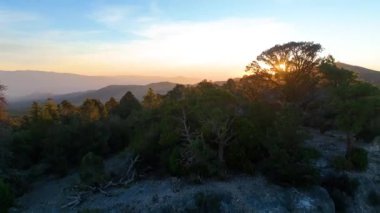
[79, 152, 107, 186]
[347, 147, 368, 171]
[332, 156, 352, 171]
[322, 174, 359, 212]
[186, 191, 231, 213]
[262, 149, 320, 187]
[180, 137, 220, 177]
[168, 148, 183, 176]
[0, 178, 14, 212]
[261, 107, 320, 187]
[332, 147, 368, 171]
[367, 190, 380, 206]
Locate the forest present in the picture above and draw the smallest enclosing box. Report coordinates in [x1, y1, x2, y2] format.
[1, 41, 380, 212]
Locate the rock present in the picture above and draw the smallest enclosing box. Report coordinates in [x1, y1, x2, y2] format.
[16, 174, 335, 212]
[287, 187, 335, 212]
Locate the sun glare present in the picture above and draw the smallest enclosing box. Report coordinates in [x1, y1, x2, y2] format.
[279, 63, 286, 71]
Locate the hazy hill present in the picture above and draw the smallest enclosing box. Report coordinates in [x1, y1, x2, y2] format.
[0, 70, 200, 100]
[336, 62, 380, 85]
[7, 82, 177, 113]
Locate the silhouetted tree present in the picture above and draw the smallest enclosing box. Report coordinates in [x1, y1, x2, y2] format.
[105, 97, 118, 114]
[42, 98, 59, 121]
[246, 41, 323, 105]
[319, 56, 357, 88]
[59, 100, 77, 118]
[142, 88, 162, 109]
[115, 91, 141, 119]
[80, 99, 106, 122]
[29, 102, 43, 121]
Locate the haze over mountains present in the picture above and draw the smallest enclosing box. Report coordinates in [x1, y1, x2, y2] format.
[8, 82, 178, 112]
[0, 70, 200, 100]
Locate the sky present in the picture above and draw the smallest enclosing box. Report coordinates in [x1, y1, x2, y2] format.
[0, 0, 379, 80]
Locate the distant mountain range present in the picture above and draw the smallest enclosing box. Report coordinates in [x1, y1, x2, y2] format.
[0, 70, 200, 100]
[7, 82, 178, 113]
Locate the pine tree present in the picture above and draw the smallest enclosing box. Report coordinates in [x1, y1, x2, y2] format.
[115, 91, 141, 119]
[105, 97, 119, 114]
[142, 88, 161, 109]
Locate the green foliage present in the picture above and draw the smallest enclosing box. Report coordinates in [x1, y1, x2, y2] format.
[367, 190, 380, 206]
[29, 101, 43, 121]
[0, 125, 13, 171]
[225, 103, 275, 173]
[80, 99, 106, 122]
[262, 107, 320, 186]
[346, 147, 368, 171]
[42, 98, 59, 121]
[59, 100, 78, 121]
[332, 147, 368, 171]
[80, 152, 107, 186]
[114, 91, 141, 119]
[0, 178, 14, 212]
[322, 174, 359, 212]
[105, 97, 118, 114]
[168, 148, 183, 175]
[180, 136, 220, 177]
[142, 88, 162, 109]
[332, 156, 351, 171]
[319, 56, 357, 88]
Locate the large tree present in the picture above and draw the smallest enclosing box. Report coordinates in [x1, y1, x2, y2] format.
[245, 41, 323, 105]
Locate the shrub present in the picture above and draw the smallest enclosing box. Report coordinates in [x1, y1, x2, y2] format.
[186, 191, 231, 213]
[367, 190, 380, 206]
[180, 137, 220, 177]
[332, 156, 352, 171]
[332, 147, 368, 171]
[346, 147, 368, 171]
[0, 178, 14, 212]
[261, 107, 320, 187]
[79, 152, 107, 186]
[322, 174, 359, 212]
[262, 149, 320, 187]
[168, 148, 183, 176]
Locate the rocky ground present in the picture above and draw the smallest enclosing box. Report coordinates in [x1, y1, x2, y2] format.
[11, 129, 380, 213]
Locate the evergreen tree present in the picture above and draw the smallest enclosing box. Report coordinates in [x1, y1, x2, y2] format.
[42, 98, 59, 121]
[142, 88, 161, 109]
[59, 100, 77, 118]
[115, 91, 141, 119]
[105, 97, 119, 114]
[30, 101, 43, 121]
[80, 99, 106, 122]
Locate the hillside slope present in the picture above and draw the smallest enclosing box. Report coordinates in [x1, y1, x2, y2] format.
[337, 62, 380, 85]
